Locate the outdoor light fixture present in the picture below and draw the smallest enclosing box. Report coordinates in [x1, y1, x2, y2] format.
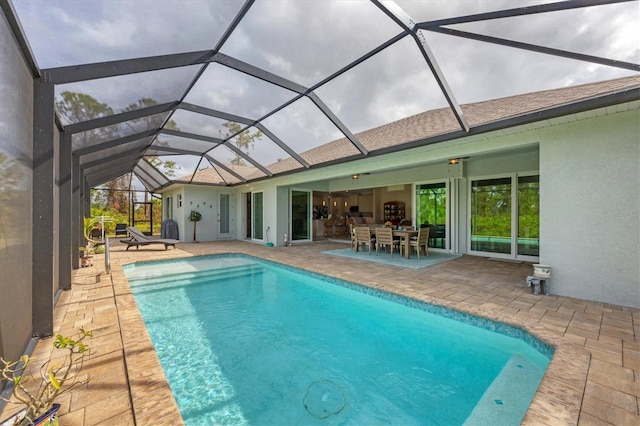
[344, 201, 348, 207]
[322, 200, 326, 206]
[352, 174, 359, 179]
[448, 158, 459, 165]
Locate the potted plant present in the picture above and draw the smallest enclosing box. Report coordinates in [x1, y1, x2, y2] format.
[189, 210, 202, 242]
[0, 329, 92, 426]
[78, 245, 94, 268]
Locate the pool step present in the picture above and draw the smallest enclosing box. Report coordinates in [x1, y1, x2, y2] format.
[126, 263, 261, 283]
[127, 264, 265, 289]
[463, 353, 542, 425]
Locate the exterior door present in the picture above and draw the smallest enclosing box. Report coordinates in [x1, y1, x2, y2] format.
[252, 191, 264, 241]
[290, 190, 311, 242]
[415, 181, 449, 251]
[217, 193, 233, 239]
[469, 174, 539, 260]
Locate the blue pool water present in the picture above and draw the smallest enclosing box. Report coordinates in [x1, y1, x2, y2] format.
[124, 255, 552, 425]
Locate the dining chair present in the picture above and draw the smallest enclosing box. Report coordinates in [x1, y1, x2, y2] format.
[401, 227, 430, 259]
[349, 224, 358, 251]
[354, 226, 375, 255]
[375, 227, 399, 257]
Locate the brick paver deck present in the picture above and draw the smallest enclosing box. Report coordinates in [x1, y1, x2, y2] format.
[2, 240, 638, 425]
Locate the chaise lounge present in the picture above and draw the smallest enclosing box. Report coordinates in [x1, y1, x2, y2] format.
[119, 226, 180, 251]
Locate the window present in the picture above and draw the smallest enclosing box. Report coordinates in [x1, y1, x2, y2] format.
[469, 174, 539, 258]
[470, 177, 512, 255]
[517, 175, 540, 257]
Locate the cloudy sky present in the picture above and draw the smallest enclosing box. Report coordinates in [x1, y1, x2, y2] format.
[11, 0, 640, 180]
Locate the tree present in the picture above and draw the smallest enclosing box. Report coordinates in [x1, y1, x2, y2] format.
[57, 92, 180, 216]
[0, 152, 23, 247]
[122, 98, 172, 130]
[148, 157, 177, 178]
[122, 98, 180, 178]
[104, 174, 132, 214]
[219, 121, 263, 166]
[189, 210, 202, 242]
[0, 151, 21, 195]
[56, 91, 116, 147]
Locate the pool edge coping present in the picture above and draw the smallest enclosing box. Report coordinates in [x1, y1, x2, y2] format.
[114, 250, 588, 425]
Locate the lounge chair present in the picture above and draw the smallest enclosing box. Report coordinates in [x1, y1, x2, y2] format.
[119, 226, 179, 251]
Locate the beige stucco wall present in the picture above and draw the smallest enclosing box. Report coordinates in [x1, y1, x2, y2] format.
[166, 102, 639, 307]
[539, 108, 640, 307]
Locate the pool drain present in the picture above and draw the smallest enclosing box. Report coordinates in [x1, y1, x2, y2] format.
[303, 380, 347, 419]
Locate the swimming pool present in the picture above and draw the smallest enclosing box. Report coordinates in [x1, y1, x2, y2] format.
[124, 255, 552, 425]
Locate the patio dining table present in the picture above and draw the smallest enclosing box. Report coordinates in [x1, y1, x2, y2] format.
[392, 229, 418, 259]
[355, 226, 418, 259]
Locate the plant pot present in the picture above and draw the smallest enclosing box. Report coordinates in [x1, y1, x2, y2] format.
[533, 264, 551, 278]
[0, 403, 60, 426]
[32, 403, 60, 426]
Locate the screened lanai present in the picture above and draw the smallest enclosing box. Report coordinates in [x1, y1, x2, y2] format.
[1, 1, 640, 424]
[0, 0, 638, 341]
[6, 0, 639, 192]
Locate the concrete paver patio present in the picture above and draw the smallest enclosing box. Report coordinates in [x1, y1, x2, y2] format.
[2, 240, 638, 425]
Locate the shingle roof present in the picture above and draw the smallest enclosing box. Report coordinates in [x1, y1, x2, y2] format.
[190, 75, 640, 184]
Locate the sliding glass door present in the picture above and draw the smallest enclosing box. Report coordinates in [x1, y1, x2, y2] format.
[218, 193, 232, 239]
[290, 190, 311, 242]
[517, 175, 540, 257]
[469, 174, 539, 259]
[252, 191, 263, 241]
[416, 181, 448, 250]
[470, 177, 512, 255]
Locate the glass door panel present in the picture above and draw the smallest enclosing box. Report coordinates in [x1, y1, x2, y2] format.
[416, 182, 447, 249]
[218, 193, 232, 239]
[252, 192, 263, 240]
[291, 190, 311, 241]
[518, 175, 540, 256]
[164, 196, 173, 219]
[470, 178, 512, 255]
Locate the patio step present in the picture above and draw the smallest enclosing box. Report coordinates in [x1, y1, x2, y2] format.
[463, 353, 541, 425]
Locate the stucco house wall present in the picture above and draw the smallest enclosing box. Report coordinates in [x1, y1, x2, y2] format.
[164, 102, 639, 308]
[182, 186, 217, 242]
[539, 109, 640, 307]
